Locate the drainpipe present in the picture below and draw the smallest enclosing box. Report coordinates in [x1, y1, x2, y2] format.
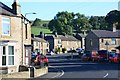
[21, 16, 24, 65]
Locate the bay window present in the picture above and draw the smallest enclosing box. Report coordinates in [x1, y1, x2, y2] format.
[1, 46, 14, 66]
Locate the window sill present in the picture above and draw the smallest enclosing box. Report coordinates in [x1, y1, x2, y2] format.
[1, 35, 11, 38]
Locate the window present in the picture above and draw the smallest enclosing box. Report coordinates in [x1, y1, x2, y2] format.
[36, 41, 38, 46]
[101, 39, 104, 43]
[41, 42, 43, 47]
[2, 46, 6, 65]
[90, 39, 92, 46]
[2, 46, 14, 66]
[25, 24, 28, 39]
[2, 17, 10, 35]
[58, 40, 61, 44]
[47, 43, 49, 47]
[8, 46, 14, 65]
[111, 38, 116, 45]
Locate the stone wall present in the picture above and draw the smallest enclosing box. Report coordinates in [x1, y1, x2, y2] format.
[0, 67, 48, 79]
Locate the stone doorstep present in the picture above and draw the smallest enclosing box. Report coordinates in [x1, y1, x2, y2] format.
[0, 67, 48, 78]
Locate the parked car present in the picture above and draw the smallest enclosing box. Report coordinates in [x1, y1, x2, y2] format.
[81, 51, 92, 61]
[109, 52, 119, 63]
[98, 50, 108, 61]
[91, 50, 100, 62]
[76, 48, 82, 53]
[92, 54, 100, 62]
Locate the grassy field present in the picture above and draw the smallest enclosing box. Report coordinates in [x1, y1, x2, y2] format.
[31, 27, 52, 35]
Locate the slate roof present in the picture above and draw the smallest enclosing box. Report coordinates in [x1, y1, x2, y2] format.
[0, 2, 16, 16]
[32, 37, 47, 43]
[77, 33, 87, 38]
[45, 34, 80, 41]
[91, 30, 120, 38]
[58, 35, 79, 41]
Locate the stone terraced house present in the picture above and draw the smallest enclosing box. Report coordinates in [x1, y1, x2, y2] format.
[31, 34, 49, 55]
[0, 0, 32, 74]
[85, 29, 120, 53]
[45, 34, 81, 52]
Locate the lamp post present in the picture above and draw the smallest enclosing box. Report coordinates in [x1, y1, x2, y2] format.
[25, 12, 36, 18]
[22, 12, 36, 65]
[24, 12, 36, 24]
[105, 41, 109, 61]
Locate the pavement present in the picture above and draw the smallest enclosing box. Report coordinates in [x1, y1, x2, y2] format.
[39, 66, 64, 78]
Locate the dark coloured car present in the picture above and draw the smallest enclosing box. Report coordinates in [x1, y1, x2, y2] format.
[81, 51, 92, 61]
[98, 50, 108, 61]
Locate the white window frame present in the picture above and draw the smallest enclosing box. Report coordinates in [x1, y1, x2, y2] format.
[8, 46, 14, 65]
[0, 46, 15, 67]
[2, 17, 11, 36]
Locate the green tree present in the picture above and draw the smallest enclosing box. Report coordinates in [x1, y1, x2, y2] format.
[32, 18, 42, 26]
[72, 13, 90, 33]
[43, 23, 48, 27]
[105, 10, 120, 29]
[48, 11, 74, 35]
[89, 16, 108, 30]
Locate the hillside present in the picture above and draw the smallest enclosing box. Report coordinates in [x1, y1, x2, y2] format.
[31, 27, 52, 35]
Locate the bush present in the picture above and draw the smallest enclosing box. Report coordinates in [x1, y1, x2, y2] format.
[55, 47, 62, 53]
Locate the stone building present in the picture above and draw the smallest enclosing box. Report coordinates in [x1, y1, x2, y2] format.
[0, 0, 31, 74]
[85, 29, 120, 53]
[45, 34, 81, 52]
[31, 34, 49, 55]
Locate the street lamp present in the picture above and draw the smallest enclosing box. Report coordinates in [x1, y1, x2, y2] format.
[24, 12, 36, 24]
[25, 12, 36, 18]
[105, 41, 109, 61]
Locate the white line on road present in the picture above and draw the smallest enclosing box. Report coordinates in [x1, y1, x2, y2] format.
[58, 70, 64, 78]
[49, 66, 64, 78]
[51, 70, 64, 78]
[103, 73, 109, 78]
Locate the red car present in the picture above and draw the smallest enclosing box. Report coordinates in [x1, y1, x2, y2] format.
[109, 52, 119, 63]
[92, 54, 100, 62]
[81, 52, 91, 62]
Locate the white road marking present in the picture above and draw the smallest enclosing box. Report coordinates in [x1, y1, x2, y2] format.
[51, 72, 61, 78]
[50, 65, 82, 68]
[58, 70, 64, 78]
[51, 70, 64, 78]
[103, 73, 109, 78]
[49, 66, 64, 78]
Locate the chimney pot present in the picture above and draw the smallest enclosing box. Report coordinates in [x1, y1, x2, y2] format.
[113, 23, 117, 32]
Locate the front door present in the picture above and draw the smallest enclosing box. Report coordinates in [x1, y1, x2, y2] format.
[25, 46, 31, 65]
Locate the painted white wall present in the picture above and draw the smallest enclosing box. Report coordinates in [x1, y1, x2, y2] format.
[0, 46, 2, 66]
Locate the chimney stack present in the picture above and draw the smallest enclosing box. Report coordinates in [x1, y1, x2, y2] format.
[40, 32, 44, 38]
[12, 0, 21, 16]
[113, 23, 118, 32]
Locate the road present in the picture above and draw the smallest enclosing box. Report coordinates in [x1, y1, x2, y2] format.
[39, 53, 120, 79]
